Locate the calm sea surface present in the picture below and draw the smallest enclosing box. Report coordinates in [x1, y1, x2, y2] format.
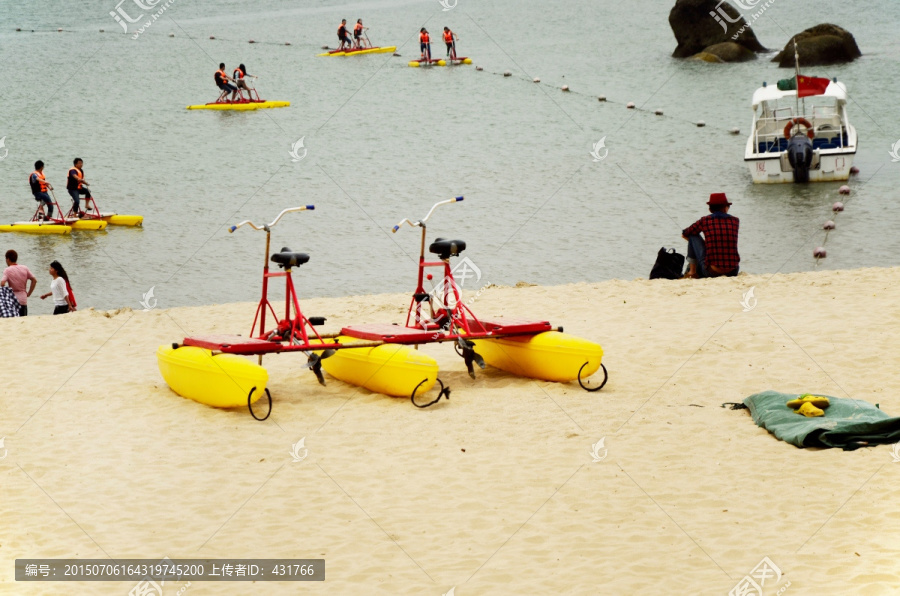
[2, 0, 898, 313]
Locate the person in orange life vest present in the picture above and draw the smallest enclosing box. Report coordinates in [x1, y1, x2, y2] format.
[419, 28, 431, 60]
[214, 63, 238, 102]
[67, 158, 93, 217]
[338, 20, 352, 50]
[29, 160, 54, 219]
[232, 64, 255, 100]
[353, 19, 367, 48]
[442, 27, 458, 59]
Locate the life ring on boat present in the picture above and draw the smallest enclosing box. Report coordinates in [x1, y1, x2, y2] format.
[784, 117, 814, 139]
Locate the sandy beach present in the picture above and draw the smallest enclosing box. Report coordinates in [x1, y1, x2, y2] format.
[3, 267, 900, 595]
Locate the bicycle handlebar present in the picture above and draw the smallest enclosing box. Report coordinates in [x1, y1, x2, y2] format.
[229, 205, 314, 233]
[391, 196, 463, 233]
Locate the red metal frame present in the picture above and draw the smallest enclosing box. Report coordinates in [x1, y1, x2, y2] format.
[341, 197, 552, 344]
[31, 194, 69, 225]
[183, 200, 551, 357]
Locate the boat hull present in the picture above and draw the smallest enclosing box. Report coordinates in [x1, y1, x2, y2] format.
[472, 331, 603, 383]
[186, 101, 290, 111]
[157, 345, 268, 408]
[0, 223, 71, 234]
[745, 152, 855, 184]
[319, 336, 438, 397]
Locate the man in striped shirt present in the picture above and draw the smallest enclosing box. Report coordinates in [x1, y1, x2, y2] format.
[682, 193, 740, 278]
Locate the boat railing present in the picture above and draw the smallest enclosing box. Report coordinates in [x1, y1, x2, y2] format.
[752, 107, 849, 154]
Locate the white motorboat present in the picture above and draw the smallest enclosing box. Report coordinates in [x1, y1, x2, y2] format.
[744, 78, 857, 184]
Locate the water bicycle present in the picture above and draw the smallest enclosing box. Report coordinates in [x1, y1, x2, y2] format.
[0, 189, 107, 234]
[322, 197, 607, 404]
[63, 193, 143, 227]
[318, 33, 396, 57]
[186, 77, 289, 111]
[408, 56, 471, 67]
[158, 206, 392, 420]
[157, 199, 607, 418]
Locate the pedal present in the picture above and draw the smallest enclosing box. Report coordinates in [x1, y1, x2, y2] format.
[307, 354, 326, 386]
[457, 338, 485, 379]
[308, 316, 327, 326]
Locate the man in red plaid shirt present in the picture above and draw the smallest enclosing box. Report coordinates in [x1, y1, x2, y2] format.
[682, 192, 740, 278]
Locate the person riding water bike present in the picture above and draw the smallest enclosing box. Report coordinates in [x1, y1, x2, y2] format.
[67, 158, 93, 217]
[419, 28, 431, 61]
[214, 63, 238, 102]
[232, 64, 256, 100]
[353, 19, 367, 49]
[442, 27, 459, 59]
[338, 20, 352, 50]
[29, 160, 54, 219]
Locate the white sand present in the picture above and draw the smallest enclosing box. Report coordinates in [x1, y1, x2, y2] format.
[2, 267, 900, 595]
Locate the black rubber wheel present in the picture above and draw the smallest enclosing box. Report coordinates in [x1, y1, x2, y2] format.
[411, 378, 450, 408]
[248, 387, 273, 420]
[578, 362, 608, 392]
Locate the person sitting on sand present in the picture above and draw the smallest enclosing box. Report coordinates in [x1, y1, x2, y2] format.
[1, 249, 36, 316]
[419, 28, 431, 61]
[338, 20, 352, 50]
[40, 260, 76, 314]
[67, 158, 93, 217]
[232, 64, 256, 100]
[30, 160, 54, 219]
[682, 192, 740, 278]
[215, 63, 238, 102]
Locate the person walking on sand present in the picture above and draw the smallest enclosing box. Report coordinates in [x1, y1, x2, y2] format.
[40, 260, 76, 314]
[682, 192, 740, 278]
[1, 249, 37, 316]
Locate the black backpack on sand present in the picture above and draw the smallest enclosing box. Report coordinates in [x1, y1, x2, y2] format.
[649, 247, 685, 280]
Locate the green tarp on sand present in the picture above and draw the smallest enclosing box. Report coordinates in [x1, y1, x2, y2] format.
[743, 391, 900, 450]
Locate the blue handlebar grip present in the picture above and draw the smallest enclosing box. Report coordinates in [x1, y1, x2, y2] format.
[455, 196, 464, 201]
[392, 225, 400, 233]
[306, 205, 315, 210]
[228, 226, 236, 233]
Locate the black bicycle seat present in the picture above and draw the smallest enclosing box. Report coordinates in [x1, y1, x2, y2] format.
[429, 238, 466, 259]
[271, 247, 310, 269]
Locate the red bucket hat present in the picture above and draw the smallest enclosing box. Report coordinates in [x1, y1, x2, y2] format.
[707, 192, 732, 206]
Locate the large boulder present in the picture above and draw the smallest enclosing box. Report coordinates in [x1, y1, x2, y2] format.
[700, 41, 757, 62]
[669, 0, 767, 58]
[773, 24, 862, 67]
[690, 52, 725, 64]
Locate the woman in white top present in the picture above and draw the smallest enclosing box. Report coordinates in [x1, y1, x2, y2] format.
[40, 261, 75, 315]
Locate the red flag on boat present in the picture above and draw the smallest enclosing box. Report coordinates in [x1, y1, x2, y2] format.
[797, 75, 830, 97]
